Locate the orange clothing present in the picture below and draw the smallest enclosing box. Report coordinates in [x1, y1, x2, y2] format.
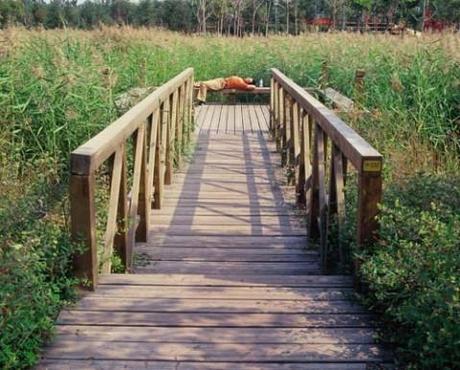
[195, 76, 256, 103]
[224, 76, 256, 91]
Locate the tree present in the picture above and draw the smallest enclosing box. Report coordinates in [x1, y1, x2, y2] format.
[192, 0, 213, 33]
[432, 0, 460, 24]
[249, 0, 265, 34]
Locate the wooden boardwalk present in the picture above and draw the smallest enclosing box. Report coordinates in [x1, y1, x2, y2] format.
[39, 104, 390, 369]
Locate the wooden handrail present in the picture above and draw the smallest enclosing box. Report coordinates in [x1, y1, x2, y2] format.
[70, 68, 194, 289]
[270, 68, 382, 274]
[72, 68, 194, 175]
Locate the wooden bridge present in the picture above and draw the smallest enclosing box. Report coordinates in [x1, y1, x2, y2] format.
[38, 68, 390, 369]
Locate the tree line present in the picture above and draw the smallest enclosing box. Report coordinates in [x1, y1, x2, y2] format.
[1, 0, 459, 34]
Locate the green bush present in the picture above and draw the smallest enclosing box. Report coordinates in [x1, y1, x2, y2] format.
[0, 158, 77, 369]
[0, 219, 76, 369]
[359, 174, 460, 369]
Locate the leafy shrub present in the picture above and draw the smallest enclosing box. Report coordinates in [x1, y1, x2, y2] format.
[0, 219, 76, 369]
[0, 157, 77, 369]
[359, 174, 460, 369]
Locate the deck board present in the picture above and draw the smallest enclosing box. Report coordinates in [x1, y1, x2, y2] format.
[38, 104, 389, 369]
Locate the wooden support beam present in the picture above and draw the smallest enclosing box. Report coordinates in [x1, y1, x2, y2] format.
[70, 173, 97, 290]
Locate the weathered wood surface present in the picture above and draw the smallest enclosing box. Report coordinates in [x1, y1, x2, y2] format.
[39, 104, 390, 369]
[197, 104, 270, 134]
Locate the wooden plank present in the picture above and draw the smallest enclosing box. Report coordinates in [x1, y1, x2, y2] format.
[195, 105, 207, 130]
[146, 235, 307, 247]
[254, 104, 269, 132]
[161, 199, 294, 208]
[57, 311, 374, 328]
[200, 104, 214, 132]
[149, 214, 302, 226]
[37, 360, 389, 370]
[219, 105, 228, 134]
[89, 285, 350, 300]
[98, 274, 354, 287]
[148, 225, 306, 236]
[227, 104, 235, 134]
[261, 105, 270, 126]
[43, 342, 389, 362]
[247, 105, 259, 132]
[135, 262, 320, 275]
[235, 104, 243, 133]
[211, 104, 222, 132]
[135, 250, 316, 263]
[52, 326, 374, 342]
[151, 210, 296, 218]
[165, 186, 280, 195]
[71, 298, 365, 314]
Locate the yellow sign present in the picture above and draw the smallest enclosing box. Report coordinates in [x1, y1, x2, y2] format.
[363, 160, 382, 172]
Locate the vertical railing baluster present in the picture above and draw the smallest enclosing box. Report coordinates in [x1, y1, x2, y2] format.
[114, 146, 128, 270]
[270, 77, 275, 133]
[327, 144, 346, 266]
[176, 85, 183, 161]
[281, 94, 290, 166]
[316, 128, 328, 272]
[136, 119, 150, 244]
[148, 110, 160, 208]
[165, 92, 176, 185]
[154, 101, 167, 209]
[187, 76, 194, 142]
[181, 80, 188, 149]
[308, 120, 320, 239]
[102, 148, 124, 274]
[297, 111, 310, 206]
[290, 101, 300, 185]
[276, 86, 283, 151]
[272, 80, 279, 139]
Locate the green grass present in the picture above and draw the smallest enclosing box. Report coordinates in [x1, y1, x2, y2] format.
[0, 27, 459, 369]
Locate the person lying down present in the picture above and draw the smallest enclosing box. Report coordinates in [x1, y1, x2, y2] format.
[194, 76, 256, 104]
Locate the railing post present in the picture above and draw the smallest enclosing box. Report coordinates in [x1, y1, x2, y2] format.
[319, 60, 329, 89]
[70, 171, 97, 290]
[354, 69, 366, 102]
[357, 161, 382, 246]
[355, 158, 382, 286]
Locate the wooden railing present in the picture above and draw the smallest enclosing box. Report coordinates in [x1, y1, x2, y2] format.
[270, 69, 382, 273]
[70, 68, 194, 289]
